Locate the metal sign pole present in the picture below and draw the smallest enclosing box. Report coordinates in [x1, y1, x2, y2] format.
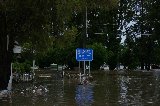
[79, 61, 81, 83]
[84, 61, 86, 75]
[79, 61, 80, 73]
[89, 61, 91, 76]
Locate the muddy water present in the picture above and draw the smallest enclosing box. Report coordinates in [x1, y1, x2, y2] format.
[0, 70, 160, 106]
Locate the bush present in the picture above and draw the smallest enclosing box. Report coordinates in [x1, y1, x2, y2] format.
[13, 61, 31, 73]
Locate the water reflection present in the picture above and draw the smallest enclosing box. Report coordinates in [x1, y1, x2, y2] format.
[117, 73, 160, 105]
[118, 76, 144, 105]
[118, 76, 129, 105]
[75, 84, 94, 106]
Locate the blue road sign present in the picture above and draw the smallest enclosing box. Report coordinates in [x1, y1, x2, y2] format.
[76, 48, 93, 61]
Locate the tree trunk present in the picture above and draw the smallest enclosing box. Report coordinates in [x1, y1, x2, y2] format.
[0, 10, 13, 90]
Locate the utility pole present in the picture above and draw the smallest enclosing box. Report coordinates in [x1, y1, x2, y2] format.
[83, 6, 88, 48]
[140, 0, 145, 70]
[83, 6, 88, 75]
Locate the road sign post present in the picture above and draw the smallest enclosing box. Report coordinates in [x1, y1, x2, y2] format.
[76, 48, 93, 83]
[76, 48, 93, 61]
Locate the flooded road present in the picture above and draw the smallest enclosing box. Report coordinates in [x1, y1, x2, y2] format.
[1, 70, 160, 106]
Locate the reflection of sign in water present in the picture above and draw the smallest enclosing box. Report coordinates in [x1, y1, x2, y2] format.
[75, 85, 94, 106]
[119, 76, 128, 104]
[76, 48, 93, 61]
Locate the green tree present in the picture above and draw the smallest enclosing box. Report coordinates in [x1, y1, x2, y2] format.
[88, 43, 107, 69]
[37, 27, 78, 68]
[0, 0, 51, 90]
[0, 0, 118, 90]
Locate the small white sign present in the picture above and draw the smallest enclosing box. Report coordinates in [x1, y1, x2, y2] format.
[13, 45, 22, 53]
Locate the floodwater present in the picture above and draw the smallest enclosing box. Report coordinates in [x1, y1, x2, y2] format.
[1, 70, 160, 106]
